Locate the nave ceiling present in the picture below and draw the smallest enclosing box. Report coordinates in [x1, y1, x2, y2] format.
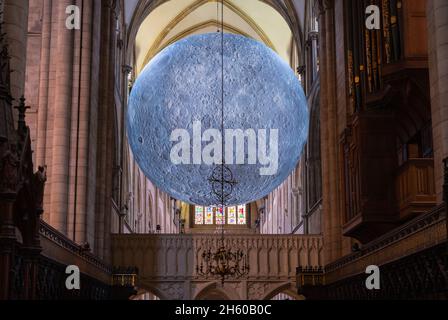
[122, 0, 306, 75]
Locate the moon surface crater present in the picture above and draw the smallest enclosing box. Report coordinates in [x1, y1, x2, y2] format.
[127, 33, 309, 206]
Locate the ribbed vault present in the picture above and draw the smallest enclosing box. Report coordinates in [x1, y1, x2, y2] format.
[124, 0, 306, 75]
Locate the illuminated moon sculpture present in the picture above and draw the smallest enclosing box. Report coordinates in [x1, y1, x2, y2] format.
[127, 33, 309, 206]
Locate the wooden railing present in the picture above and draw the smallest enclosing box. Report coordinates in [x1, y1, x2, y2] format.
[396, 158, 436, 220]
[39, 221, 112, 283]
[325, 204, 446, 281]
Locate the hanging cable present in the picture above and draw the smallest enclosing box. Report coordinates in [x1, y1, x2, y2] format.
[220, 0, 225, 243]
[202, 3, 248, 282]
[216, 0, 220, 32]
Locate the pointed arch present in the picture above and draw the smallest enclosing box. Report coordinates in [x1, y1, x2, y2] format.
[261, 282, 305, 300]
[141, 0, 277, 66]
[126, 0, 304, 70]
[194, 282, 240, 300]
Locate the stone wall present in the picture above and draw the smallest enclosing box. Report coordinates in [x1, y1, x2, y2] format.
[111, 233, 323, 300]
[22, 0, 178, 261]
[427, 0, 448, 202]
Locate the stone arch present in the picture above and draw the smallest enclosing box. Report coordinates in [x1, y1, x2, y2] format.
[122, 147, 132, 212]
[135, 283, 168, 300]
[135, 171, 143, 231]
[125, 0, 304, 67]
[166, 247, 177, 275]
[306, 79, 322, 212]
[147, 191, 154, 232]
[141, 0, 278, 65]
[193, 282, 239, 300]
[185, 247, 194, 276]
[279, 247, 288, 275]
[261, 282, 304, 301]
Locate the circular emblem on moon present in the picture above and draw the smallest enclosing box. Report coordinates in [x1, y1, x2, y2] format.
[127, 33, 309, 206]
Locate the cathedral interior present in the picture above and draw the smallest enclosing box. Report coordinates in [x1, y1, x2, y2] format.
[0, 0, 447, 301]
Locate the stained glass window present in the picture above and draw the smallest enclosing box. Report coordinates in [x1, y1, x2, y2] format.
[194, 205, 247, 225]
[216, 207, 224, 225]
[237, 205, 246, 225]
[195, 206, 204, 225]
[205, 207, 214, 225]
[228, 207, 236, 224]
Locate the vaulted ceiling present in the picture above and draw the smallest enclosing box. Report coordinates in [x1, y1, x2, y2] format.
[124, 0, 306, 29]
[123, 0, 306, 75]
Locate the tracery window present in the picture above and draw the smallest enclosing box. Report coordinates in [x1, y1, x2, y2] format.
[195, 206, 204, 224]
[194, 205, 247, 226]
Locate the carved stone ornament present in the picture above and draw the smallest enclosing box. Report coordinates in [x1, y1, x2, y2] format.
[0, 145, 20, 196]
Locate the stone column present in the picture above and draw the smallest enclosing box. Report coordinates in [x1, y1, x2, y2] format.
[67, 0, 95, 246]
[34, 0, 54, 225]
[427, 0, 448, 202]
[29, 0, 101, 247]
[95, 0, 115, 259]
[3, 0, 29, 122]
[318, 0, 345, 264]
[318, 0, 332, 264]
[36, 0, 52, 172]
[49, 0, 75, 234]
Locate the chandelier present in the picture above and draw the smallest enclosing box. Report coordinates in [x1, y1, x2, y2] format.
[197, 245, 249, 285]
[196, 0, 249, 284]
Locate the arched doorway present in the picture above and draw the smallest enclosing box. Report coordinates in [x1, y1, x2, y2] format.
[270, 292, 300, 300]
[262, 283, 305, 301]
[194, 282, 240, 300]
[131, 290, 161, 301]
[131, 286, 166, 300]
[196, 288, 231, 300]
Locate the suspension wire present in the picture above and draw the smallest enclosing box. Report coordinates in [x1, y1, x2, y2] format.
[220, 0, 225, 244]
[216, 0, 220, 32]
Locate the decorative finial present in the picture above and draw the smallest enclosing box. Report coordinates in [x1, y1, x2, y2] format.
[14, 95, 30, 134]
